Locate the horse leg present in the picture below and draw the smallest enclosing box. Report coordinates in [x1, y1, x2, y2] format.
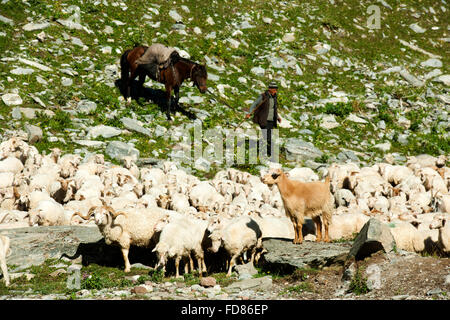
[127, 67, 138, 104]
[165, 84, 172, 121]
[174, 86, 180, 108]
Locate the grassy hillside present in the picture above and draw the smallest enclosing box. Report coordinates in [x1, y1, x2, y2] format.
[0, 0, 448, 176]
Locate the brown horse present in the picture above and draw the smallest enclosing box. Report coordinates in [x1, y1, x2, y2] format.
[120, 45, 207, 120]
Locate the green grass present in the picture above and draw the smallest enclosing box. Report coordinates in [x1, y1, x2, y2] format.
[0, 0, 448, 176]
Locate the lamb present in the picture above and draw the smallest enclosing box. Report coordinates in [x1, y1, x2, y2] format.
[153, 216, 208, 278]
[0, 235, 11, 286]
[208, 216, 262, 277]
[261, 168, 333, 244]
[72, 205, 169, 272]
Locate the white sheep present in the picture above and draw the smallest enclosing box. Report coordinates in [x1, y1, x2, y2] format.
[28, 199, 67, 226]
[72, 206, 169, 272]
[378, 163, 413, 186]
[287, 167, 319, 182]
[0, 235, 11, 286]
[208, 216, 262, 277]
[388, 221, 425, 253]
[328, 213, 370, 240]
[189, 181, 225, 212]
[0, 157, 24, 174]
[153, 216, 208, 278]
[439, 219, 450, 253]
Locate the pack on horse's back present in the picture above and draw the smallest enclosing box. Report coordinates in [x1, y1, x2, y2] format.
[120, 44, 208, 121]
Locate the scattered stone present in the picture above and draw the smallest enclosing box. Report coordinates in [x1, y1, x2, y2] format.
[87, 125, 121, 139]
[433, 74, 450, 86]
[106, 141, 140, 161]
[285, 138, 324, 162]
[25, 124, 43, 144]
[22, 22, 50, 31]
[225, 276, 272, 293]
[200, 277, 216, 288]
[421, 58, 442, 68]
[234, 262, 258, 280]
[49, 268, 67, 278]
[409, 23, 426, 33]
[373, 142, 391, 153]
[348, 218, 396, 260]
[131, 286, 148, 295]
[76, 100, 97, 114]
[399, 69, 424, 87]
[11, 67, 34, 75]
[251, 66, 265, 76]
[121, 117, 151, 136]
[2, 93, 23, 106]
[169, 10, 182, 21]
[282, 33, 295, 42]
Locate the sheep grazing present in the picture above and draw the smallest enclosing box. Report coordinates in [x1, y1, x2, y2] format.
[261, 168, 333, 244]
[208, 216, 262, 277]
[72, 206, 168, 272]
[0, 235, 11, 287]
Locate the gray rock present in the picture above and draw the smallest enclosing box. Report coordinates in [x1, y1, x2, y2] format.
[251, 66, 265, 76]
[25, 124, 43, 143]
[0, 226, 102, 270]
[268, 57, 288, 69]
[10, 67, 34, 75]
[76, 100, 97, 114]
[0, 14, 14, 26]
[194, 157, 211, 172]
[11, 107, 22, 119]
[262, 239, 350, 270]
[2, 93, 23, 106]
[169, 10, 182, 21]
[399, 69, 424, 87]
[106, 141, 140, 161]
[421, 58, 442, 68]
[285, 138, 323, 162]
[348, 218, 396, 260]
[121, 117, 151, 136]
[282, 33, 295, 43]
[61, 77, 73, 86]
[234, 262, 258, 280]
[225, 276, 272, 293]
[433, 74, 450, 86]
[409, 23, 426, 33]
[373, 142, 391, 152]
[22, 22, 50, 31]
[87, 125, 121, 139]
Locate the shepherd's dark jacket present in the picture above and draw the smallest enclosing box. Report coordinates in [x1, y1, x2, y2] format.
[249, 90, 278, 128]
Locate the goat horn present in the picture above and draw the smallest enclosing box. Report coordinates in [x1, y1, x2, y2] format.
[71, 210, 94, 221]
[103, 205, 127, 219]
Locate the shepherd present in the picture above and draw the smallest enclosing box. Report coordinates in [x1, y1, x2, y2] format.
[245, 82, 281, 158]
[120, 43, 207, 120]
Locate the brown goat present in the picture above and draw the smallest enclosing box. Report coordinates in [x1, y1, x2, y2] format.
[262, 168, 333, 244]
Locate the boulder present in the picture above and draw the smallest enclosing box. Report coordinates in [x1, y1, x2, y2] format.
[348, 218, 396, 260]
[106, 141, 140, 161]
[262, 239, 350, 271]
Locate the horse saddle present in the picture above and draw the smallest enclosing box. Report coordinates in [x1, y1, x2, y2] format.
[136, 43, 179, 81]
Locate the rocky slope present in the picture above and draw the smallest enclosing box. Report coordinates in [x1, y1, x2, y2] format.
[0, 0, 448, 176]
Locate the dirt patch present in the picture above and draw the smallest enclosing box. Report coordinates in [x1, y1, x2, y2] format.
[272, 251, 450, 300]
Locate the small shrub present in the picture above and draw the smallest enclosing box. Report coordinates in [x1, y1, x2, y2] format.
[348, 267, 369, 295]
[322, 102, 353, 118]
[148, 269, 164, 283]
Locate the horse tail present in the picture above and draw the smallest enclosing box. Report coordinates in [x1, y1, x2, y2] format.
[120, 49, 131, 94]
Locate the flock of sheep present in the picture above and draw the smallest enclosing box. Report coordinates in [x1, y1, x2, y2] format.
[0, 136, 449, 287]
